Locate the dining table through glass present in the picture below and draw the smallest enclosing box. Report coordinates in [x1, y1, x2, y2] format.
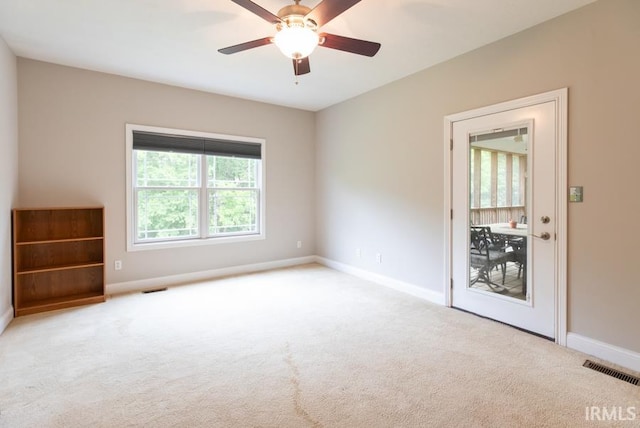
[481, 223, 528, 238]
[478, 222, 528, 296]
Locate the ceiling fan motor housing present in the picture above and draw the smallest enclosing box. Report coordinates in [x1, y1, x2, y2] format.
[277, 3, 316, 29]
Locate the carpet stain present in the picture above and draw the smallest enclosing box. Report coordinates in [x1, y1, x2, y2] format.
[284, 342, 323, 428]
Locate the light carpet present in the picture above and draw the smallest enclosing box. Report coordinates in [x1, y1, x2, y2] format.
[0, 264, 638, 427]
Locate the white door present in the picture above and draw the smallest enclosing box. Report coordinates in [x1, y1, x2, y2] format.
[451, 101, 557, 338]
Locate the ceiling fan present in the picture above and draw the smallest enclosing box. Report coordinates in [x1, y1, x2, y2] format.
[218, 0, 381, 77]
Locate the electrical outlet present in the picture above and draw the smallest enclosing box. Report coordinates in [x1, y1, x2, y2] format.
[376, 253, 382, 263]
[297, 240, 302, 249]
[114, 260, 122, 271]
[356, 248, 361, 258]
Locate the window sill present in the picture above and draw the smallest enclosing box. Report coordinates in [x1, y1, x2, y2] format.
[126, 233, 265, 252]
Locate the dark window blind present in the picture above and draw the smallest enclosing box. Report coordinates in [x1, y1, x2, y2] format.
[470, 127, 528, 143]
[133, 130, 262, 159]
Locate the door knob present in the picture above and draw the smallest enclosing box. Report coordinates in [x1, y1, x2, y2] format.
[532, 232, 551, 240]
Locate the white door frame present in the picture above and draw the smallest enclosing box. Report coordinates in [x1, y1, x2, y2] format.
[443, 88, 568, 345]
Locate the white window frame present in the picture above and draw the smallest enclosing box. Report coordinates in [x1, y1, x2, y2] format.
[125, 123, 266, 252]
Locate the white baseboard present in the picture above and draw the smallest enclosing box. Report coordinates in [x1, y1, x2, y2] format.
[0, 305, 14, 335]
[108, 255, 445, 305]
[567, 332, 640, 373]
[315, 256, 445, 306]
[107, 256, 317, 295]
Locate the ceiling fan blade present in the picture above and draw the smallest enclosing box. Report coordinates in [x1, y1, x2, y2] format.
[293, 57, 311, 76]
[318, 33, 381, 57]
[218, 37, 273, 55]
[305, 0, 361, 27]
[231, 0, 281, 24]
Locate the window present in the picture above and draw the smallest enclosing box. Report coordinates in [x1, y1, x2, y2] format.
[126, 124, 265, 250]
[470, 147, 525, 209]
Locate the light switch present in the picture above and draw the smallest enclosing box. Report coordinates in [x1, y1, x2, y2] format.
[569, 186, 583, 202]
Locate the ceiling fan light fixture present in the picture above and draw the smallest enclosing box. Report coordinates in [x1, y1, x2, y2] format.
[274, 19, 319, 59]
[220, 0, 382, 77]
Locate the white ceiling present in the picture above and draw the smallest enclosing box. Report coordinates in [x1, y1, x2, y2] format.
[0, 0, 595, 111]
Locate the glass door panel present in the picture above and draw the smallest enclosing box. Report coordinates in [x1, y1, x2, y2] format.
[468, 127, 528, 301]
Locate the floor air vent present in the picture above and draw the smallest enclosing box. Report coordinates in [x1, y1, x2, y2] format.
[142, 288, 168, 294]
[583, 360, 639, 386]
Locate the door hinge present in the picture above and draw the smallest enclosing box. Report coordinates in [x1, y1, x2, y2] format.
[450, 209, 453, 220]
[450, 138, 453, 151]
[450, 278, 454, 291]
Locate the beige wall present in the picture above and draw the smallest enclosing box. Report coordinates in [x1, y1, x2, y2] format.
[316, 0, 640, 352]
[17, 60, 316, 284]
[0, 36, 18, 327]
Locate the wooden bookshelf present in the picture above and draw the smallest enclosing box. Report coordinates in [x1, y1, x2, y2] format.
[13, 207, 105, 316]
